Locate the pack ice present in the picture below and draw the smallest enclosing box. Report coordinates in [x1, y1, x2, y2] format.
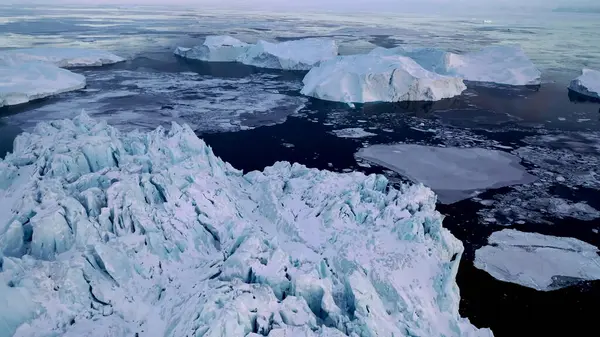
[174, 35, 250, 62]
[0, 114, 492, 337]
[300, 54, 466, 104]
[0, 48, 125, 68]
[474, 229, 600, 291]
[370, 45, 541, 86]
[0, 62, 86, 108]
[237, 38, 339, 70]
[355, 144, 536, 204]
[569, 68, 600, 100]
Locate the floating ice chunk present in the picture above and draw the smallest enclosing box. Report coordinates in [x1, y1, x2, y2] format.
[0, 62, 86, 107]
[301, 54, 466, 103]
[174, 35, 250, 62]
[371, 45, 541, 86]
[330, 128, 376, 138]
[237, 38, 338, 70]
[356, 144, 536, 204]
[474, 229, 600, 291]
[0, 48, 125, 68]
[569, 68, 600, 100]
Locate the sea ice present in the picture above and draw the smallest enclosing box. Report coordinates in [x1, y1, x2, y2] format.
[474, 229, 600, 291]
[0, 47, 125, 68]
[0, 114, 492, 337]
[330, 128, 376, 138]
[0, 61, 86, 107]
[568, 68, 600, 100]
[237, 38, 338, 71]
[174, 35, 250, 62]
[371, 45, 541, 86]
[356, 144, 536, 204]
[301, 54, 466, 104]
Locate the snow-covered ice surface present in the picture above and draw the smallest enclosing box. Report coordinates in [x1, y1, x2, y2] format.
[355, 144, 536, 204]
[238, 38, 338, 71]
[0, 62, 86, 107]
[371, 45, 541, 86]
[174, 35, 250, 62]
[474, 229, 600, 291]
[330, 128, 376, 139]
[0, 114, 492, 337]
[0, 48, 125, 68]
[301, 54, 466, 103]
[568, 68, 600, 100]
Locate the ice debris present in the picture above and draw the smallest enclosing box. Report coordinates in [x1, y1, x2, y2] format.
[301, 54, 466, 104]
[0, 114, 492, 337]
[569, 68, 600, 101]
[356, 144, 536, 204]
[0, 48, 125, 68]
[174, 35, 250, 62]
[474, 229, 600, 291]
[330, 128, 376, 139]
[238, 38, 338, 71]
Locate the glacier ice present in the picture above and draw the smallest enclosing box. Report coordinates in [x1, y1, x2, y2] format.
[0, 62, 86, 107]
[237, 38, 338, 71]
[474, 229, 600, 291]
[0, 48, 125, 68]
[300, 54, 466, 104]
[174, 35, 250, 62]
[0, 114, 492, 337]
[569, 68, 600, 100]
[355, 144, 536, 204]
[370, 45, 541, 86]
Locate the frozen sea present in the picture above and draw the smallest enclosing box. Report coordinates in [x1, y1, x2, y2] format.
[1, 4, 600, 337]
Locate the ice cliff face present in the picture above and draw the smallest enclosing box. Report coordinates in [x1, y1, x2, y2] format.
[569, 68, 600, 100]
[0, 115, 492, 337]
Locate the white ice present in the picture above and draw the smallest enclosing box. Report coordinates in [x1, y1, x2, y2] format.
[174, 35, 250, 62]
[0, 114, 492, 337]
[330, 128, 376, 138]
[0, 48, 125, 68]
[370, 45, 541, 86]
[301, 54, 466, 104]
[0, 62, 86, 107]
[237, 38, 339, 71]
[355, 144, 536, 204]
[474, 229, 600, 291]
[569, 68, 600, 100]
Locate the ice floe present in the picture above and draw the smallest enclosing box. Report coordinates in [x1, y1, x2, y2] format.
[0, 114, 492, 337]
[330, 128, 376, 138]
[237, 38, 338, 70]
[356, 144, 536, 204]
[174, 35, 250, 62]
[301, 54, 466, 104]
[0, 47, 125, 68]
[474, 229, 600, 291]
[569, 68, 600, 100]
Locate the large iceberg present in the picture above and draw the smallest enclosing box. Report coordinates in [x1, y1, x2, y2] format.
[474, 229, 600, 291]
[568, 68, 600, 100]
[355, 144, 536, 204]
[0, 48, 125, 68]
[371, 45, 541, 86]
[237, 38, 338, 71]
[301, 54, 466, 103]
[0, 114, 492, 337]
[0, 62, 86, 107]
[174, 35, 250, 62]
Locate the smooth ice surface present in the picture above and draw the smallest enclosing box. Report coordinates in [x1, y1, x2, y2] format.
[330, 128, 376, 139]
[371, 45, 541, 86]
[174, 35, 250, 62]
[237, 38, 338, 71]
[301, 54, 466, 104]
[474, 229, 600, 291]
[569, 68, 600, 100]
[0, 62, 86, 107]
[356, 144, 536, 204]
[0, 48, 125, 68]
[0, 114, 492, 337]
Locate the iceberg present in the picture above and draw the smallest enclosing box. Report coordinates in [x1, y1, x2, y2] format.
[568, 68, 600, 101]
[237, 38, 338, 71]
[0, 114, 492, 337]
[0, 62, 86, 107]
[174, 35, 250, 62]
[0, 48, 125, 68]
[474, 229, 600, 291]
[371, 45, 541, 86]
[355, 144, 536, 204]
[300, 54, 466, 104]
